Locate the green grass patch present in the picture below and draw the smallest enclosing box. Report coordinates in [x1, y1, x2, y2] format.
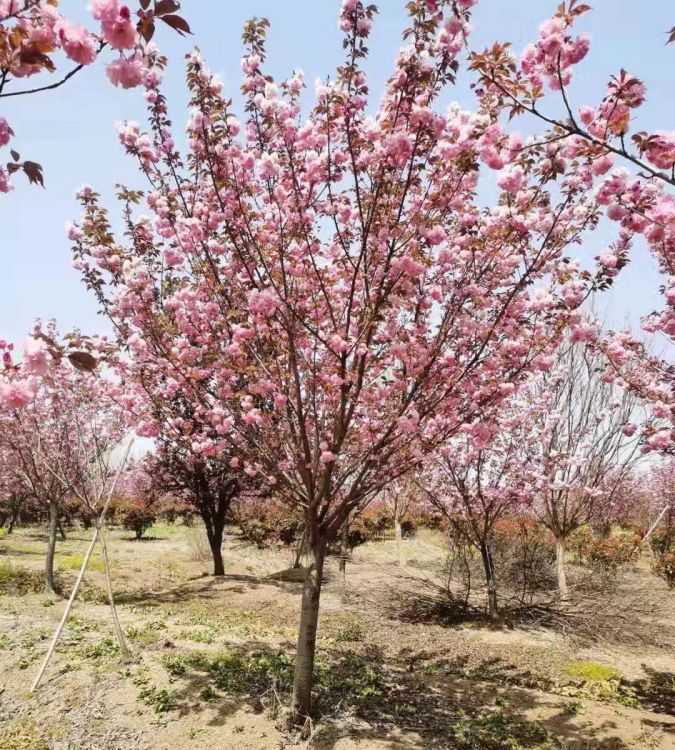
[565, 661, 621, 683]
[0, 560, 47, 595]
[57, 554, 104, 572]
[0, 721, 50, 750]
[177, 627, 216, 644]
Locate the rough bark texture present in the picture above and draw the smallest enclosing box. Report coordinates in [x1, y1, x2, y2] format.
[45, 500, 59, 596]
[338, 519, 349, 575]
[395, 517, 403, 568]
[480, 542, 499, 621]
[293, 526, 308, 569]
[292, 546, 325, 720]
[201, 501, 227, 577]
[206, 521, 226, 577]
[556, 537, 569, 600]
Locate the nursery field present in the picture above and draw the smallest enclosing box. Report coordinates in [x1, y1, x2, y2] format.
[1, 525, 674, 750]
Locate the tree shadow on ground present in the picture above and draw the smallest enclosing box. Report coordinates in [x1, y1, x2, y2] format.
[146, 638, 667, 749]
[114, 571, 307, 606]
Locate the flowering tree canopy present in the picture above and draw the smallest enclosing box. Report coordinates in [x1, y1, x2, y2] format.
[67, 0, 664, 715]
[469, 0, 674, 444]
[0, 321, 123, 594]
[0, 0, 189, 193]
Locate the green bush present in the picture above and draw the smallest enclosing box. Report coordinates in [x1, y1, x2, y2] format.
[116, 500, 156, 540]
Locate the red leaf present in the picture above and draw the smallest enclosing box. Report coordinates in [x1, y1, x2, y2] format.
[22, 161, 44, 187]
[139, 0, 151, 8]
[68, 351, 98, 372]
[160, 13, 191, 35]
[154, 0, 180, 16]
[137, 16, 156, 42]
[10, 149, 19, 161]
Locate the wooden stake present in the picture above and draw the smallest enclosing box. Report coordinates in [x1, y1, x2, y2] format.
[31, 441, 132, 692]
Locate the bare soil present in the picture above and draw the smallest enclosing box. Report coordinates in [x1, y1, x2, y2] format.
[1, 524, 674, 749]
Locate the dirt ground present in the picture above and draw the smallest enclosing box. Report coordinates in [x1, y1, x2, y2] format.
[1, 524, 674, 750]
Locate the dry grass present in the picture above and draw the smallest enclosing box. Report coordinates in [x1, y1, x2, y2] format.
[0, 524, 673, 750]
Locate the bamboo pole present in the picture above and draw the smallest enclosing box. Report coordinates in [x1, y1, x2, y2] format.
[31, 441, 132, 692]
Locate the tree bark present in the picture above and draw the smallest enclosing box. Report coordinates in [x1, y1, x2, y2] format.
[338, 518, 349, 575]
[45, 500, 59, 596]
[203, 513, 226, 576]
[292, 544, 325, 720]
[479, 542, 499, 622]
[395, 516, 403, 568]
[555, 537, 569, 600]
[293, 526, 308, 569]
[57, 517, 67, 541]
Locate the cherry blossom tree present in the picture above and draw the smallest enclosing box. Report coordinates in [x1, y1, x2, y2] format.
[470, 0, 674, 449]
[0, 440, 32, 531]
[69, 0, 642, 717]
[533, 342, 644, 598]
[419, 393, 543, 620]
[0, 0, 190, 193]
[141, 446, 242, 575]
[0, 322, 121, 594]
[381, 477, 424, 567]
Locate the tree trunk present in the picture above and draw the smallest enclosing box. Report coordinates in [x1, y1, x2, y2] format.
[479, 542, 499, 622]
[395, 516, 403, 568]
[203, 515, 225, 577]
[293, 526, 307, 569]
[292, 544, 325, 720]
[45, 500, 59, 596]
[338, 518, 349, 575]
[555, 537, 569, 600]
[57, 518, 67, 541]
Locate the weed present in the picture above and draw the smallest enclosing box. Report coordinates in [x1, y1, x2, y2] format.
[178, 627, 216, 644]
[333, 621, 364, 643]
[0, 560, 48, 595]
[453, 709, 562, 749]
[200, 685, 218, 702]
[139, 685, 178, 714]
[564, 660, 637, 707]
[76, 637, 120, 664]
[562, 699, 583, 716]
[0, 721, 50, 750]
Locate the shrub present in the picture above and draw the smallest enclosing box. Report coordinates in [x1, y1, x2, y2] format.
[234, 499, 302, 548]
[116, 499, 156, 540]
[568, 525, 594, 563]
[347, 506, 391, 547]
[587, 533, 640, 570]
[490, 517, 556, 603]
[654, 551, 675, 588]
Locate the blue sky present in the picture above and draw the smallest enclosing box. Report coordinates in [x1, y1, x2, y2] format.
[1, 0, 673, 350]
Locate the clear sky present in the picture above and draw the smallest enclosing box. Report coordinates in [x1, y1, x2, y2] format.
[1, 0, 673, 351]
